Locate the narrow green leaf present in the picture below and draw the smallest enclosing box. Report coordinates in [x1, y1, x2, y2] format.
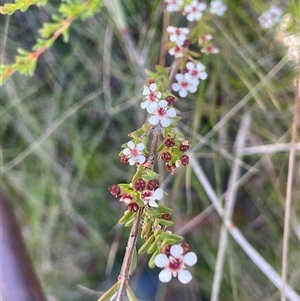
[118, 210, 135, 224]
[154, 218, 174, 227]
[138, 233, 154, 254]
[126, 283, 138, 301]
[97, 282, 119, 301]
[160, 232, 183, 242]
[148, 248, 160, 268]
[129, 247, 137, 275]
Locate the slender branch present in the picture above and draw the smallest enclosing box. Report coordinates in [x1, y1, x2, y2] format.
[281, 52, 300, 301]
[116, 208, 143, 301]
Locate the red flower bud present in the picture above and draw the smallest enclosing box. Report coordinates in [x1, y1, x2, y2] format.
[109, 185, 121, 197]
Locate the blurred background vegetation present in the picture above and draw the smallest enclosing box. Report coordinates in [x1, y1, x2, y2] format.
[1, 0, 299, 300]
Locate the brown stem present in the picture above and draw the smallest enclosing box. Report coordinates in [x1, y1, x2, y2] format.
[116, 207, 143, 301]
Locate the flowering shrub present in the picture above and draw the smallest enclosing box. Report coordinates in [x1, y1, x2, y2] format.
[2, 1, 295, 301]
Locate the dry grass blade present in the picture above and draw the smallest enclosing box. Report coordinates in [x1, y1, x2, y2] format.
[189, 154, 300, 301]
[281, 53, 300, 301]
[211, 112, 251, 301]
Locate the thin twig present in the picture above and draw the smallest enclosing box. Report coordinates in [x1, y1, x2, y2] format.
[116, 208, 143, 301]
[281, 52, 300, 301]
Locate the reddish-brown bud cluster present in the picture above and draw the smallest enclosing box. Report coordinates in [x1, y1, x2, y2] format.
[120, 155, 129, 164]
[181, 242, 190, 255]
[165, 163, 176, 175]
[128, 203, 139, 212]
[161, 151, 172, 162]
[120, 194, 134, 205]
[165, 96, 175, 106]
[109, 185, 121, 197]
[180, 155, 189, 166]
[147, 179, 159, 191]
[164, 137, 175, 148]
[134, 178, 146, 191]
[183, 39, 190, 48]
[161, 213, 171, 220]
[179, 141, 190, 151]
[162, 244, 172, 257]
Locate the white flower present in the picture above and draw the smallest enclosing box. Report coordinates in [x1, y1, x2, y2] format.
[184, 0, 207, 22]
[269, 5, 283, 23]
[186, 62, 208, 80]
[201, 45, 220, 54]
[141, 83, 161, 113]
[198, 33, 214, 45]
[165, 0, 184, 12]
[148, 100, 177, 128]
[258, 5, 283, 28]
[141, 188, 163, 207]
[167, 26, 190, 47]
[168, 44, 184, 58]
[123, 141, 146, 165]
[172, 73, 199, 98]
[210, 0, 227, 16]
[155, 244, 197, 284]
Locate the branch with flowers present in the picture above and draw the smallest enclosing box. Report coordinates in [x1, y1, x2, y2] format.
[101, 1, 230, 300]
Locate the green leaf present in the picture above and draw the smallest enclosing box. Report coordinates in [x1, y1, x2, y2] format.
[124, 215, 136, 227]
[126, 283, 138, 301]
[97, 282, 119, 301]
[138, 233, 154, 254]
[160, 232, 183, 242]
[154, 218, 174, 227]
[148, 248, 160, 268]
[118, 210, 135, 224]
[129, 247, 137, 275]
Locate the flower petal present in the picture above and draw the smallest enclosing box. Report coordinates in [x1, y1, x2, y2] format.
[154, 188, 163, 200]
[155, 254, 169, 268]
[179, 89, 188, 98]
[127, 141, 135, 149]
[128, 158, 136, 165]
[186, 62, 194, 70]
[167, 108, 176, 118]
[123, 148, 130, 155]
[136, 143, 145, 151]
[159, 100, 168, 108]
[149, 83, 157, 91]
[175, 73, 184, 81]
[160, 117, 170, 128]
[158, 269, 172, 283]
[183, 252, 198, 266]
[149, 199, 158, 207]
[178, 270, 192, 284]
[137, 155, 146, 164]
[170, 245, 183, 257]
[148, 115, 159, 125]
[172, 83, 180, 92]
[141, 101, 149, 109]
[142, 86, 150, 95]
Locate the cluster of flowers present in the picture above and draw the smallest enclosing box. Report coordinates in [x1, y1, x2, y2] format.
[160, 136, 190, 174]
[109, 178, 162, 209]
[258, 5, 283, 29]
[165, 0, 227, 19]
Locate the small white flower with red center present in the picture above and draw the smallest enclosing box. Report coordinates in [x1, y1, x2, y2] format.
[155, 244, 197, 284]
[168, 44, 184, 58]
[141, 188, 163, 207]
[167, 26, 190, 47]
[269, 5, 283, 23]
[148, 100, 177, 128]
[201, 45, 220, 54]
[186, 62, 208, 80]
[120, 194, 134, 205]
[210, 0, 227, 16]
[258, 5, 283, 28]
[141, 83, 161, 113]
[184, 0, 207, 22]
[123, 141, 146, 165]
[165, 0, 184, 12]
[172, 73, 199, 98]
[198, 33, 214, 45]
